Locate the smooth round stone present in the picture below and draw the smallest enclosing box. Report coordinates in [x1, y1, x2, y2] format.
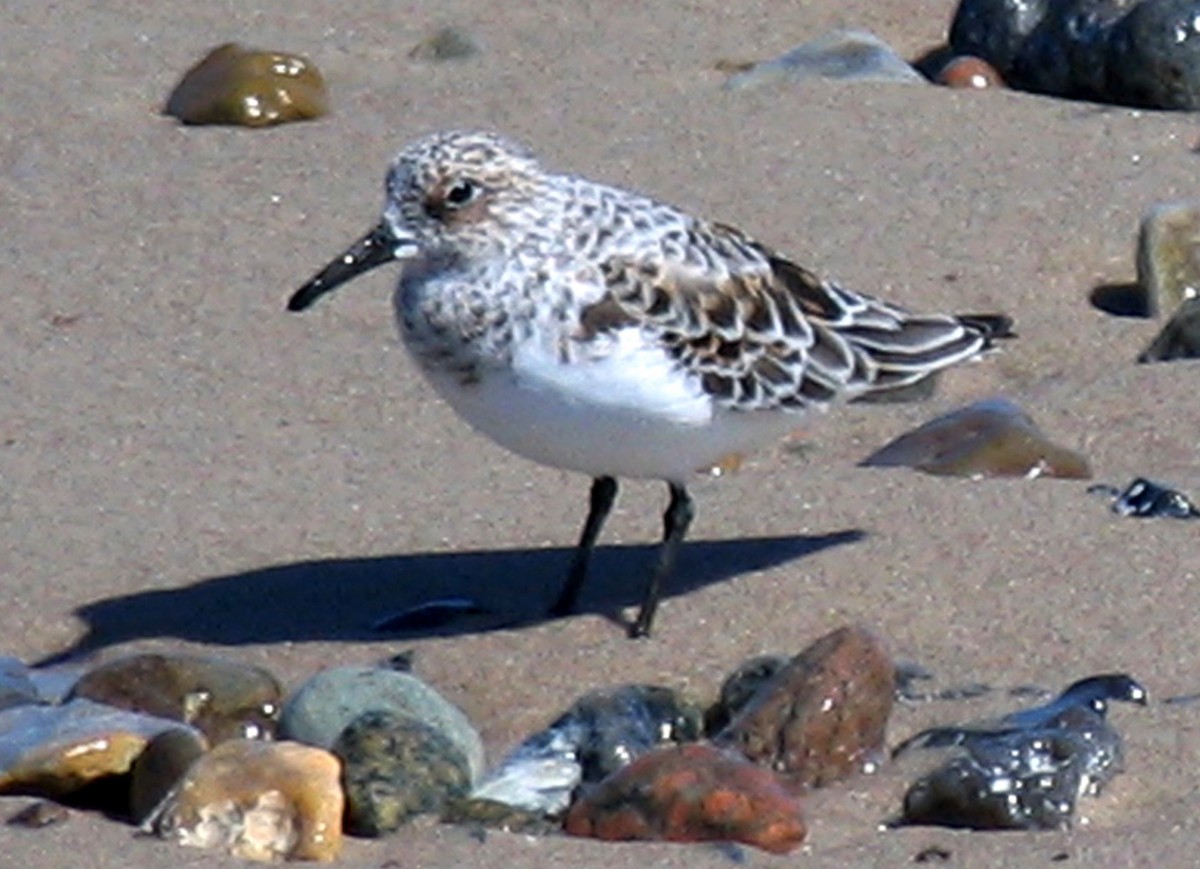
[333, 709, 471, 836]
[129, 728, 209, 825]
[278, 667, 484, 782]
[949, 0, 1051, 73]
[860, 398, 1091, 479]
[936, 55, 1007, 88]
[1109, 0, 1200, 108]
[0, 699, 197, 798]
[705, 655, 788, 735]
[155, 739, 343, 862]
[68, 652, 282, 744]
[724, 29, 925, 90]
[1011, 0, 1134, 98]
[164, 43, 328, 127]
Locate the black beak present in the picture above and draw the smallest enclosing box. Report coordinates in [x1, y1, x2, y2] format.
[287, 223, 408, 312]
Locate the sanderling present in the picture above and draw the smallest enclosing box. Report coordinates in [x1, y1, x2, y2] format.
[288, 130, 1010, 637]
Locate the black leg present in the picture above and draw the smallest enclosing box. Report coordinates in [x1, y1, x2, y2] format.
[551, 476, 618, 617]
[629, 483, 694, 638]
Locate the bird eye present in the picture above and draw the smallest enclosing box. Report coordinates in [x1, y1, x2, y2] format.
[444, 178, 480, 208]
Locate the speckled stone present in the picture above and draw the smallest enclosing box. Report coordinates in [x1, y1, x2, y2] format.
[164, 43, 328, 127]
[154, 739, 343, 862]
[69, 652, 282, 744]
[333, 709, 471, 836]
[860, 398, 1091, 479]
[0, 699, 197, 798]
[278, 666, 484, 782]
[1136, 200, 1200, 318]
[564, 743, 807, 853]
[714, 626, 894, 790]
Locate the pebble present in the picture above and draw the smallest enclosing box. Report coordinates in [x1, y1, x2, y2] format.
[714, 626, 894, 789]
[860, 398, 1091, 479]
[563, 743, 807, 853]
[408, 27, 480, 62]
[895, 674, 1146, 829]
[164, 43, 328, 127]
[278, 666, 484, 782]
[0, 657, 41, 712]
[129, 728, 209, 825]
[1136, 200, 1200, 318]
[68, 652, 282, 743]
[7, 800, 70, 828]
[704, 655, 788, 735]
[0, 699, 197, 798]
[1139, 298, 1200, 361]
[1097, 477, 1200, 517]
[333, 709, 471, 836]
[936, 55, 1006, 88]
[724, 29, 925, 90]
[470, 684, 702, 816]
[154, 739, 343, 862]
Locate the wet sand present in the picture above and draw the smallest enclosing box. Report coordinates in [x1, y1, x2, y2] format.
[3, 1, 1199, 866]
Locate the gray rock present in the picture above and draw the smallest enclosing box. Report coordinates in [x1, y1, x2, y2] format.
[724, 30, 925, 90]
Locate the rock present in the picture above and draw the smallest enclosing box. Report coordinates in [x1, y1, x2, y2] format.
[1137, 201, 1200, 318]
[1109, 0, 1200, 108]
[704, 655, 788, 735]
[440, 796, 563, 834]
[936, 55, 1007, 88]
[69, 652, 282, 743]
[896, 674, 1147, 830]
[278, 666, 484, 782]
[333, 710, 471, 836]
[714, 626, 893, 790]
[6, 800, 70, 828]
[470, 684, 702, 816]
[950, 0, 1051, 73]
[409, 27, 480, 61]
[0, 657, 40, 712]
[860, 398, 1091, 479]
[164, 43, 328, 127]
[1140, 297, 1200, 360]
[724, 30, 925, 90]
[563, 743, 807, 853]
[1102, 476, 1200, 517]
[129, 728, 209, 825]
[0, 699, 197, 798]
[154, 739, 343, 862]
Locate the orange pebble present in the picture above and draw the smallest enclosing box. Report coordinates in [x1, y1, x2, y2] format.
[937, 55, 1005, 89]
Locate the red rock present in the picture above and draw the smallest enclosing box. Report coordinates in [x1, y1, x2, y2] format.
[563, 743, 806, 854]
[937, 55, 1005, 89]
[714, 625, 894, 789]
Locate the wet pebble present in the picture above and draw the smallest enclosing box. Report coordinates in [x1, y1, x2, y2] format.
[0, 699, 197, 798]
[68, 652, 282, 744]
[1094, 477, 1200, 517]
[936, 55, 1006, 88]
[154, 739, 343, 862]
[129, 728, 209, 825]
[164, 43, 328, 127]
[333, 709, 471, 836]
[714, 625, 894, 789]
[563, 743, 807, 854]
[704, 655, 788, 735]
[1108, 0, 1200, 109]
[724, 30, 925, 90]
[895, 674, 1147, 830]
[860, 398, 1091, 479]
[1139, 297, 1200, 361]
[278, 666, 484, 782]
[469, 684, 702, 816]
[1136, 200, 1200, 318]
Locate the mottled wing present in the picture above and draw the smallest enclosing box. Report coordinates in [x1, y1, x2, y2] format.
[586, 222, 999, 412]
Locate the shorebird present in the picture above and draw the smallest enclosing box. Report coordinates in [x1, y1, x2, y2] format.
[288, 130, 1009, 637]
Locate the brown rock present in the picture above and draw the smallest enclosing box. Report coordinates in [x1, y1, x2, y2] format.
[155, 739, 342, 862]
[936, 55, 1005, 89]
[563, 743, 806, 854]
[714, 625, 894, 789]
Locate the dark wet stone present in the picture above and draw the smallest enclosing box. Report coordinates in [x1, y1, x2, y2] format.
[1136, 201, 1200, 319]
[0, 699, 197, 798]
[164, 43, 328, 127]
[333, 709, 471, 836]
[154, 739, 343, 861]
[1109, 0, 1200, 108]
[895, 674, 1146, 830]
[724, 30, 925, 90]
[68, 652, 282, 744]
[705, 655, 788, 735]
[1012, 0, 1137, 99]
[409, 27, 480, 61]
[7, 800, 70, 828]
[471, 684, 702, 816]
[714, 625, 894, 790]
[950, 0, 1051, 73]
[563, 743, 807, 854]
[129, 728, 208, 825]
[1099, 477, 1200, 516]
[1139, 297, 1200, 361]
[861, 398, 1091, 479]
[278, 666, 484, 782]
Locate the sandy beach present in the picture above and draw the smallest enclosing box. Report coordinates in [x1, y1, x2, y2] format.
[3, 1, 1200, 866]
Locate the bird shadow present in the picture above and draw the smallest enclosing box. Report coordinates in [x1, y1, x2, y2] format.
[36, 531, 864, 666]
